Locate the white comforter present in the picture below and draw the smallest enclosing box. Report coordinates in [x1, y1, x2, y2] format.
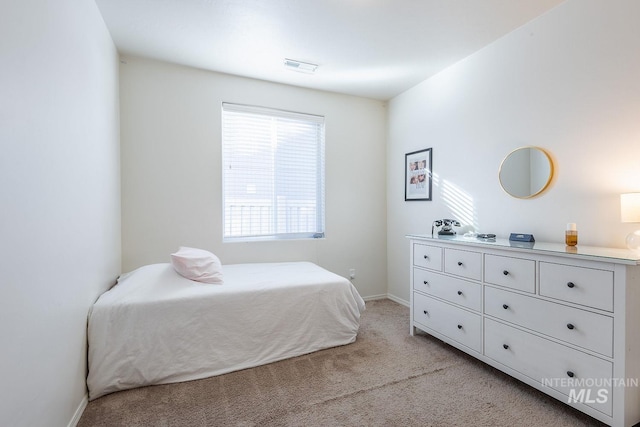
[87, 262, 365, 400]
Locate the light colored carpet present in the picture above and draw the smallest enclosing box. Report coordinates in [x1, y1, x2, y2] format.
[78, 299, 603, 426]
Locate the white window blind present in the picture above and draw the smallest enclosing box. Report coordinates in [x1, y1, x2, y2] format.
[222, 103, 325, 241]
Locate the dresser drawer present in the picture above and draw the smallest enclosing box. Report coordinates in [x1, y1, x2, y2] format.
[485, 318, 612, 416]
[414, 268, 481, 312]
[539, 262, 614, 312]
[414, 292, 482, 353]
[485, 286, 613, 357]
[484, 254, 535, 293]
[413, 244, 443, 271]
[444, 248, 482, 281]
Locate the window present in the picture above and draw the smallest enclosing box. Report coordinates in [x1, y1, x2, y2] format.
[222, 103, 325, 241]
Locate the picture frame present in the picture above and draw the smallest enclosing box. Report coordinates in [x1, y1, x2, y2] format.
[404, 148, 432, 201]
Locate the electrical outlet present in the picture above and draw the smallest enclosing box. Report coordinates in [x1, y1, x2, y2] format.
[349, 269, 356, 280]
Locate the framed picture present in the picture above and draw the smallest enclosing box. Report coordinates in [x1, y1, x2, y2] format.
[405, 148, 432, 201]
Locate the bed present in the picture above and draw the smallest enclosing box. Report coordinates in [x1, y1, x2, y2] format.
[87, 261, 365, 400]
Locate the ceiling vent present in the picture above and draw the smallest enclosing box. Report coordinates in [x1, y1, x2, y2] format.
[284, 58, 318, 74]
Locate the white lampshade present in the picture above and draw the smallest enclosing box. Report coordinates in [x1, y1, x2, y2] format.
[620, 193, 640, 223]
[621, 193, 640, 254]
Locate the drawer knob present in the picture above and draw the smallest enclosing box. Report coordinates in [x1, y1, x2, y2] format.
[457, 261, 463, 266]
[457, 290, 463, 296]
[423, 310, 429, 316]
[503, 270, 509, 276]
[567, 371, 575, 378]
[502, 304, 509, 310]
[567, 323, 575, 330]
[567, 282, 575, 288]
[457, 324, 463, 329]
[424, 255, 429, 259]
[423, 281, 428, 285]
[503, 344, 509, 350]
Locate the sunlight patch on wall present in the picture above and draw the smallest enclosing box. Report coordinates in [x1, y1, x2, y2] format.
[441, 179, 478, 231]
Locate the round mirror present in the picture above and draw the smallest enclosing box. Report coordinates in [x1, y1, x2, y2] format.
[499, 146, 553, 198]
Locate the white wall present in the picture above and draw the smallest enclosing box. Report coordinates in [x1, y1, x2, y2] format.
[387, 0, 640, 302]
[0, 1, 121, 426]
[120, 57, 387, 298]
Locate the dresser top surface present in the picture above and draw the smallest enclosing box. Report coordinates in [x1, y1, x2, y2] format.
[406, 234, 640, 265]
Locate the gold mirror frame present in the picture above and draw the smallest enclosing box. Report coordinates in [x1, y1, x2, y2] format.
[499, 146, 554, 199]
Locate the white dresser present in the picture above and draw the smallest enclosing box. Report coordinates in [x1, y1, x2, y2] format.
[408, 234, 640, 427]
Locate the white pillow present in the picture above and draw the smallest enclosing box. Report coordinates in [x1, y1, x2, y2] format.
[170, 247, 224, 284]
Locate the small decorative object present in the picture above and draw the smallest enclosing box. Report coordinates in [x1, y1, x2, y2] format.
[565, 223, 578, 246]
[509, 233, 535, 242]
[509, 240, 535, 249]
[405, 148, 432, 201]
[477, 233, 496, 240]
[620, 193, 640, 253]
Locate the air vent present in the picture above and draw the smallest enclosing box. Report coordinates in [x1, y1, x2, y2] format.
[284, 58, 318, 74]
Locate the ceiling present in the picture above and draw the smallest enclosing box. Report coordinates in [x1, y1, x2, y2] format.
[95, 0, 565, 100]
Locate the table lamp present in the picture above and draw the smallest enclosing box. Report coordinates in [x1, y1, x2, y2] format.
[620, 193, 640, 253]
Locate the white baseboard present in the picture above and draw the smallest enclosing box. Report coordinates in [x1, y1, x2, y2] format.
[386, 293, 409, 307]
[362, 293, 409, 307]
[362, 294, 388, 301]
[68, 394, 88, 427]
